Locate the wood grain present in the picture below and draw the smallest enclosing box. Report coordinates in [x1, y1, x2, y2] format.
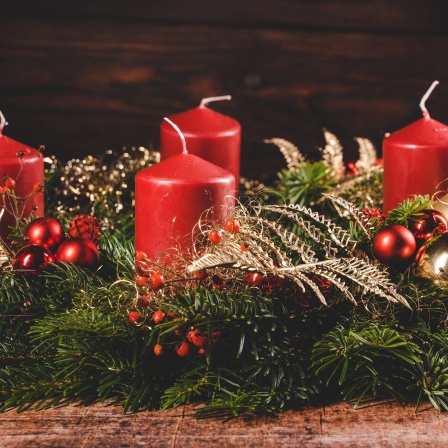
[1, 400, 446, 447]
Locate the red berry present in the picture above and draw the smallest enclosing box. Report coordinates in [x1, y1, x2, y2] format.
[166, 311, 176, 318]
[212, 274, 225, 290]
[209, 230, 223, 244]
[152, 309, 166, 324]
[153, 344, 163, 356]
[136, 296, 150, 308]
[33, 182, 44, 193]
[175, 341, 192, 357]
[4, 176, 15, 189]
[194, 269, 207, 280]
[240, 241, 250, 252]
[136, 275, 149, 287]
[135, 251, 147, 261]
[187, 328, 206, 347]
[198, 348, 206, 355]
[149, 273, 165, 290]
[225, 219, 240, 234]
[128, 311, 143, 324]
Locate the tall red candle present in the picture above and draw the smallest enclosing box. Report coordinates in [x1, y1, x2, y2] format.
[383, 81, 448, 213]
[0, 112, 44, 242]
[136, 118, 235, 262]
[160, 96, 241, 189]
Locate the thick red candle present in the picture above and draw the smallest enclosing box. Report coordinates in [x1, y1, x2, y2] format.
[160, 96, 241, 189]
[0, 112, 44, 242]
[136, 119, 235, 262]
[383, 82, 448, 213]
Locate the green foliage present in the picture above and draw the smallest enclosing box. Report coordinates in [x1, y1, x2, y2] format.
[386, 195, 432, 227]
[3, 157, 448, 420]
[274, 161, 335, 205]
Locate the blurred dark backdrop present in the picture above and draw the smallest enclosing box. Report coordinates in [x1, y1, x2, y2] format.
[1, 1, 448, 180]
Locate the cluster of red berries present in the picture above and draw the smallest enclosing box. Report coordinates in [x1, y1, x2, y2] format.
[129, 303, 221, 358]
[209, 218, 249, 252]
[0, 175, 43, 195]
[134, 251, 166, 290]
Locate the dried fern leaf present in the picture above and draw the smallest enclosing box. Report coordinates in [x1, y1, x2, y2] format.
[249, 217, 317, 263]
[262, 204, 357, 256]
[288, 271, 328, 305]
[188, 241, 269, 273]
[354, 138, 377, 174]
[324, 194, 375, 239]
[265, 138, 305, 170]
[320, 258, 410, 308]
[322, 129, 344, 177]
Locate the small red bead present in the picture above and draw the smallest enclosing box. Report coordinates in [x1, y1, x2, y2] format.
[128, 311, 143, 324]
[209, 230, 223, 244]
[187, 328, 207, 347]
[225, 219, 240, 234]
[135, 251, 147, 261]
[240, 241, 250, 252]
[152, 310, 166, 324]
[4, 176, 16, 189]
[148, 273, 165, 290]
[153, 344, 163, 356]
[135, 275, 149, 287]
[194, 269, 207, 280]
[175, 341, 192, 357]
[136, 296, 150, 308]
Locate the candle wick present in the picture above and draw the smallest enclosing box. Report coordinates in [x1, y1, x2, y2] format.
[200, 95, 232, 107]
[0, 110, 9, 134]
[163, 117, 188, 154]
[419, 80, 439, 119]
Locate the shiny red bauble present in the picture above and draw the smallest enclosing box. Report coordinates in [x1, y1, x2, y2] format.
[55, 237, 99, 271]
[408, 209, 448, 242]
[24, 217, 65, 253]
[13, 244, 55, 273]
[372, 224, 417, 268]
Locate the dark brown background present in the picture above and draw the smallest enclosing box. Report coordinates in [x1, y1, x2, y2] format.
[1, 1, 448, 179]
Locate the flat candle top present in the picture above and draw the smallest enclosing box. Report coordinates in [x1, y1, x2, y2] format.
[386, 118, 448, 147]
[137, 153, 235, 182]
[161, 106, 240, 137]
[0, 134, 38, 158]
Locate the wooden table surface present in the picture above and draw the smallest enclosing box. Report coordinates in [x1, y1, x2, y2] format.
[1, 400, 446, 447]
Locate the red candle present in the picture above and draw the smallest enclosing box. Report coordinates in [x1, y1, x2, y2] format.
[160, 96, 241, 190]
[0, 112, 44, 242]
[383, 81, 448, 213]
[136, 118, 235, 263]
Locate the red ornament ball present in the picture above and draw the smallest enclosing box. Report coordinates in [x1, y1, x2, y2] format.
[372, 224, 417, 268]
[408, 209, 448, 242]
[55, 237, 99, 271]
[24, 217, 65, 253]
[13, 245, 55, 273]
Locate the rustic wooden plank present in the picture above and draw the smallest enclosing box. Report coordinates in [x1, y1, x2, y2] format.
[0, 401, 447, 447]
[2, 1, 448, 33]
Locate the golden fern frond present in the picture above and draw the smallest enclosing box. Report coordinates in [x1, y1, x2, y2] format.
[265, 138, 305, 170]
[354, 137, 377, 174]
[322, 129, 344, 177]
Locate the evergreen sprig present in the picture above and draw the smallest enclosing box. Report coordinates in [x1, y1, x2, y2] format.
[2, 148, 448, 420]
